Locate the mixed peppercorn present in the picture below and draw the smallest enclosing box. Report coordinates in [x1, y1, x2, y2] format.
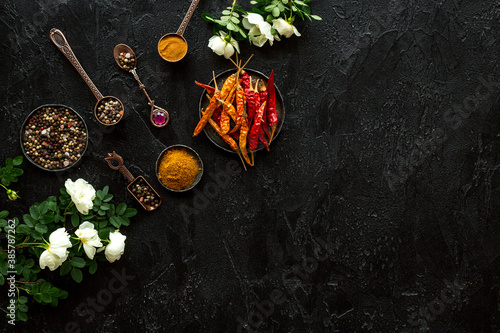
[118, 51, 136, 71]
[96, 98, 123, 125]
[22, 106, 87, 170]
[130, 177, 160, 209]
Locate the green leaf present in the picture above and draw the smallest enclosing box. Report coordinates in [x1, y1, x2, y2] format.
[24, 259, 34, 268]
[116, 203, 127, 216]
[103, 194, 113, 202]
[5, 158, 13, 168]
[110, 216, 121, 228]
[33, 293, 43, 303]
[89, 262, 98, 274]
[100, 203, 110, 211]
[42, 293, 52, 303]
[71, 214, 80, 227]
[227, 22, 237, 31]
[31, 230, 43, 240]
[17, 311, 28, 321]
[39, 201, 49, 215]
[119, 216, 130, 227]
[0, 219, 7, 228]
[123, 208, 138, 218]
[17, 224, 31, 235]
[18, 303, 28, 312]
[102, 185, 109, 197]
[0, 210, 8, 219]
[23, 214, 35, 227]
[222, 9, 231, 15]
[230, 16, 240, 24]
[60, 261, 72, 276]
[201, 13, 216, 23]
[71, 257, 86, 268]
[30, 205, 41, 220]
[35, 224, 48, 234]
[99, 220, 108, 228]
[13, 156, 23, 166]
[18, 296, 28, 304]
[272, 7, 280, 17]
[51, 297, 59, 307]
[98, 209, 106, 216]
[310, 14, 322, 20]
[58, 290, 69, 299]
[40, 282, 51, 293]
[71, 267, 83, 283]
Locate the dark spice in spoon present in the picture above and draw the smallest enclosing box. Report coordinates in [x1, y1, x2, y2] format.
[118, 51, 136, 71]
[96, 98, 123, 125]
[22, 106, 87, 170]
[130, 178, 161, 209]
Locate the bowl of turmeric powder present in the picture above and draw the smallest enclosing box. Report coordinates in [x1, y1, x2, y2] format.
[156, 144, 203, 192]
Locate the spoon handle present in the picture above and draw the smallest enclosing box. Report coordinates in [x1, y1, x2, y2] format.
[130, 69, 153, 105]
[50, 28, 104, 101]
[176, 0, 201, 36]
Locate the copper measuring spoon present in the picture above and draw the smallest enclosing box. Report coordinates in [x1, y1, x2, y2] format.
[113, 44, 169, 128]
[157, 0, 201, 62]
[105, 151, 162, 211]
[50, 28, 124, 126]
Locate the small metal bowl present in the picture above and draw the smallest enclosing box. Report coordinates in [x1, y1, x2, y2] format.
[20, 104, 89, 172]
[155, 144, 203, 192]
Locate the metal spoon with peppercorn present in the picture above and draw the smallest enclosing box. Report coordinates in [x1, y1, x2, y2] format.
[49, 29, 124, 126]
[105, 151, 162, 211]
[113, 44, 170, 128]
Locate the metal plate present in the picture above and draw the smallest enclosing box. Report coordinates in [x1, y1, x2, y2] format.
[198, 68, 285, 153]
[20, 104, 89, 172]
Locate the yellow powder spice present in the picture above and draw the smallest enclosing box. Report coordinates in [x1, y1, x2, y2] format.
[158, 148, 199, 190]
[158, 35, 187, 62]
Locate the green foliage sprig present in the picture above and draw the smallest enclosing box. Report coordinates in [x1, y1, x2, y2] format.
[0, 182, 137, 322]
[0, 156, 23, 200]
[202, 0, 321, 58]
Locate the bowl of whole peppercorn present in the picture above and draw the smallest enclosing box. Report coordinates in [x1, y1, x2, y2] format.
[20, 104, 88, 171]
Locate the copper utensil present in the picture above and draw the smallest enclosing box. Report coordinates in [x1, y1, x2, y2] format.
[157, 0, 201, 62]
[50, 28, 124, 126]
[105, 151, 162, 211]
[113, 44, 169, 128]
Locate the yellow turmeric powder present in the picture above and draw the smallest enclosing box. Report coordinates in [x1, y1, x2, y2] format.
[158, 35, 188, 62]
[158, 147, 200, 190]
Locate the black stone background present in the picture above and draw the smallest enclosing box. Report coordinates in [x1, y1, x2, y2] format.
[1, 0, 499, 332]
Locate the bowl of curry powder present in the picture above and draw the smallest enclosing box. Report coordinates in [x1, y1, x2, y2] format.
[156, 144, 203, 192]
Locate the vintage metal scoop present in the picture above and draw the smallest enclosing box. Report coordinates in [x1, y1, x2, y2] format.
[113, 44, 170, 128]
[105, 151, 162, 211]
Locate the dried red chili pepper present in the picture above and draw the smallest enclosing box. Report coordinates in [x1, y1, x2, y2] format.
[248, 101, 267, 152]
[266, 70, 278, 143]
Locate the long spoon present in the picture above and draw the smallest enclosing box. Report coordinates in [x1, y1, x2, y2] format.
[113, 44, 169, 128]
[49, 28, 124, 126]
[157, 0, 201, 62]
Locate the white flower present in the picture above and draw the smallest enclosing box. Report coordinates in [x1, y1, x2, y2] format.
[105, 230, 126, 263]
[39, 228, 72, 271]
[242, 13, 276, 47]
[65, 178, 96, 215]
[272, 18, 301, 38]
[75, 222, 103, 260]
[208, 31, 240, 59]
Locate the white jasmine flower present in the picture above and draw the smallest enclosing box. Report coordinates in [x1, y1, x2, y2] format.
[65, 178, 96, 215]
[39, 228, 72, 271]
[105, 230, 126, 263]
[272, 18, 301, 38]
[75, 222, 103, 260]
[242, 13, 276, 47]
[208, 31, 240, 59]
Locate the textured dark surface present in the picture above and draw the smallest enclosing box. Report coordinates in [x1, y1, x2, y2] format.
[1, 0, 500, 332]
